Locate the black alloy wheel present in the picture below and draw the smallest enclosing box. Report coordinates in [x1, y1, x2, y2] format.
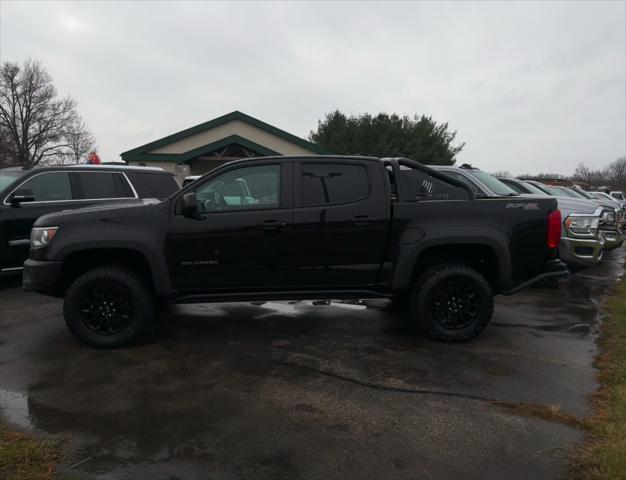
[79, 285, 133, 335]
[411, 264, 494, 342]
[430, 279, 481, 330]
[64, 266, 155, 348]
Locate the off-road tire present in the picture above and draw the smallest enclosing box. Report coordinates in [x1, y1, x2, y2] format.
[63, 266, 155, 348]
[411, 264, 494, 342]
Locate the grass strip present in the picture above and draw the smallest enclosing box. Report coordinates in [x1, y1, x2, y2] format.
[0, 425, 60, 480]
[570, 273, 626, 479]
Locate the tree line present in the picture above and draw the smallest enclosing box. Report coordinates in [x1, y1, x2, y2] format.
[570, 160, 626, 191]
[511, 158, 626, 191]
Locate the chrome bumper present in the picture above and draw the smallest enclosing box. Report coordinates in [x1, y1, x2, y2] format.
[559, 235, 604, 268]
[599, 229, 623, 251]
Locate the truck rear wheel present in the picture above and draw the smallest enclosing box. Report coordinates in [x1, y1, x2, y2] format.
[411, 264, 493, 342]
[63, 266, 155, 348]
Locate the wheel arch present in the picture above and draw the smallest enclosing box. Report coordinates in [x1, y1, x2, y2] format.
[57, 245, 171, 297]
[392, 238, 510, 294]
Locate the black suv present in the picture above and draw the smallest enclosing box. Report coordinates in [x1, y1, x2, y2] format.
[1, 165, 179, 275]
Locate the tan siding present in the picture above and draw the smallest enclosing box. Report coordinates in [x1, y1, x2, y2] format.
[128, 161, 177, 173]
[149, 120, 317, 156]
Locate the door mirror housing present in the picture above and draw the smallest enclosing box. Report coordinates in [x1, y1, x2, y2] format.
[9, 189, 35, 206]
[181, 192, 198, 217]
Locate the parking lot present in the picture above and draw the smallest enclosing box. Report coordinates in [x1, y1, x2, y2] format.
[0, 248, 623, 480]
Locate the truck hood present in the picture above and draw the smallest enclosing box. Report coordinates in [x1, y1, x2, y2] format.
[551, 197, 601, 217]
[34, 198, 162, 226]
[521, 194, 600, 217]
[591, 198, 622, 211]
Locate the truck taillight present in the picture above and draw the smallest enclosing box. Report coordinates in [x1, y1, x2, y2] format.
[547, 209, 561, 249]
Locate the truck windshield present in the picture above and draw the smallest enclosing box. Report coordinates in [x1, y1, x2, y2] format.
[561, 187, 590, 200]
[520, 181, 547, 195]
[0, 170, 26, 193]
[572, 189, 594, 200]
[466, 170, 519, 196]
[531, 182, 563, 196]
[554, 186, 583, 199]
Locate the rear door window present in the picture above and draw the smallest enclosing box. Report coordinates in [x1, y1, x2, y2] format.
[134, 172, 180, 198]
[300, 163, 369, 206]
[439, 171, 481, 195]
[77, 172, 133, 199]
[398, 166, 470, 201]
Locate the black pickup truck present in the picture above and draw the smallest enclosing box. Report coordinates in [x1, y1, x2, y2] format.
[23, 156, 568, 347]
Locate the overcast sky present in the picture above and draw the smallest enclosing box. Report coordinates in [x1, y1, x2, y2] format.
[1, 1, 624, 175]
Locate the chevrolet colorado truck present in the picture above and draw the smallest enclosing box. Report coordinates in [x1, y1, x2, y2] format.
[23, 156, 568, 348]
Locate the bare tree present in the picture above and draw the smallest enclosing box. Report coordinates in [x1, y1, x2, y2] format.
[57, 116, 97, 164]
[572, 163, 598, 190]
[605, 157, 626, 190]
[0, 60, 96, 167]
[492, 170, 512, 178]
[0, 125, 15, 166]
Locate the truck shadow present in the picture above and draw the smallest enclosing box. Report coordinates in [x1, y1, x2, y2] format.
[0, 275, 21, 291]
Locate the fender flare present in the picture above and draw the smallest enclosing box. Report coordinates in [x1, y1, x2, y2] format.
[391, 233, 511, 292]
[56, 240, 172, 296]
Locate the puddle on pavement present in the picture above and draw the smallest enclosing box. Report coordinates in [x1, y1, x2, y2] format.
[498, 248, 626, 337]
[0, 388, 34, 430]
[179, 300, 368, 321]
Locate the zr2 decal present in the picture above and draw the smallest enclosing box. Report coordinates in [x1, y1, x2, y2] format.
[506, 203, 540, 210]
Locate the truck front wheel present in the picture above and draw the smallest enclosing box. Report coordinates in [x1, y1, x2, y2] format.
[411, 264, 494, 342]
[63, 266, 155, 348]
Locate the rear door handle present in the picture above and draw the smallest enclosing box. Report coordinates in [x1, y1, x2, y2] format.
[350, 215, 375, 226]
[259, 220, 286, 231]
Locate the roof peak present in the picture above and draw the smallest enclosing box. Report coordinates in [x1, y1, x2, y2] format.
[121, 111, 327, 162]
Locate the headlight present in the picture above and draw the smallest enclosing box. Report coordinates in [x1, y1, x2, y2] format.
[564, 215, 599, 234]
[602, 211, 616, 225]
[30, 227, 59, 247]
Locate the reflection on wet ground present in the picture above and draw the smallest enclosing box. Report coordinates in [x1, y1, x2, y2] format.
[0, 248, 623, 480]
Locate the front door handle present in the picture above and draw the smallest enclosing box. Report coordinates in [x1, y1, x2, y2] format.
[350, 215, 375, 226]
[259, 220, 286, 231]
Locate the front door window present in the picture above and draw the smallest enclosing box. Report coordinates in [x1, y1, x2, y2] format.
[195, 165, 281, 213]
[14, 172, 73, 202]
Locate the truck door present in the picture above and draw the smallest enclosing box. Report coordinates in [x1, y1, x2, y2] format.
[166, 161, 293, 291]
[286, 159, 389, 287]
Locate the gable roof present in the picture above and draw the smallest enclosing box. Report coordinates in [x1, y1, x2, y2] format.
[121, 110, 328, 163]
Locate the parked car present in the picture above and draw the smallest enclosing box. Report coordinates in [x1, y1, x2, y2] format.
[570, 187, 625, 228]
[587, 191, 626, 213]
[431, 165, 520, 198]
[521, 180, 623, 252]
[610, 191, 624, 201]
[23, 156, 567, 347]
[0, 165, 179, 275]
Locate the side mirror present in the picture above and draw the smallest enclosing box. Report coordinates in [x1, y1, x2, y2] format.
[10, 189, 35, 206]
[181, 192, 198, 217]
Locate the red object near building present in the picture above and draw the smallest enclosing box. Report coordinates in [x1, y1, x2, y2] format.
[87, 152, 101, 165]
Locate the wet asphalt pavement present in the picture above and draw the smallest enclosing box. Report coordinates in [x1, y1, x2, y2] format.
[1, 249, 624, 480]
